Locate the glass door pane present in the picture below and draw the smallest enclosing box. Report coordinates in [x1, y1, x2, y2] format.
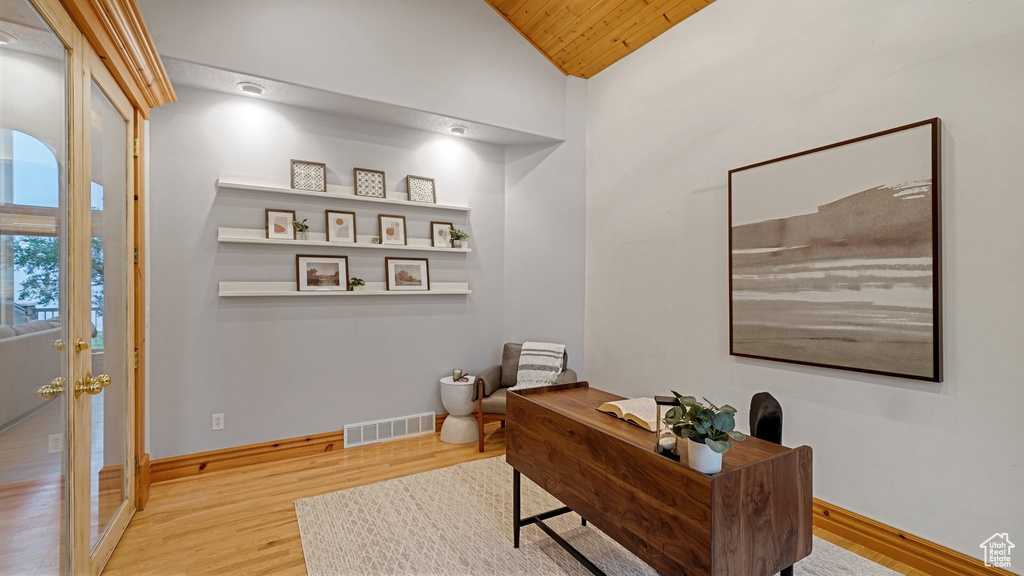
[0, 0, 70, 573]
[86, 77, 129, 552]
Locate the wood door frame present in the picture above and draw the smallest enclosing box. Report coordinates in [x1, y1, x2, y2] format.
[132, 110, 149, 510]
[68, 19, 89, 576]
[59, 0, 176, 117]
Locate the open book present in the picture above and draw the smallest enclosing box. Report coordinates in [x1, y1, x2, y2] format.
[597, 397, 665, 433]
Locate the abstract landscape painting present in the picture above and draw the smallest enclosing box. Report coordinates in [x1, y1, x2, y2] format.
[729, 119, 941, 381]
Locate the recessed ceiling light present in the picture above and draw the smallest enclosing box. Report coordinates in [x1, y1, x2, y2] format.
[0, 32, 19, 45]
[236, 82, 266, 96]
[449, 125, 467, 136]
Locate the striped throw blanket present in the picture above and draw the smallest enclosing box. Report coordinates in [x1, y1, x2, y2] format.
[511, 342, 566, 390]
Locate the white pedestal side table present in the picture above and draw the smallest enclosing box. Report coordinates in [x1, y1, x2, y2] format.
[439, 375, 478, 444]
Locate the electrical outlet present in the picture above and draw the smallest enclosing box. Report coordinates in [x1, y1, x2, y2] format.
[48, 434, 63, 454]
[212, 413, 224, 430]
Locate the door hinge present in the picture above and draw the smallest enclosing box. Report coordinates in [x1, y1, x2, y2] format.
[135, 455, 140, 475]
[133, 138, 139, 157]
[134, 244, 139, 264]
[134, 348, 139, 370]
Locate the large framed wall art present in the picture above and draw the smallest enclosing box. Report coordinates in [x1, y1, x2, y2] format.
[729, 118, 942, 382]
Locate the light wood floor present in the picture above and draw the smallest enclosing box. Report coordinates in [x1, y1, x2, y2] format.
[103, 424, 927, 575]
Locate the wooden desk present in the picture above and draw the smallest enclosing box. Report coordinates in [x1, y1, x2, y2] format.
[506, 382, 813, 576]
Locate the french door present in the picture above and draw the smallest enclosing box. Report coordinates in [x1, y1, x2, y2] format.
[74, 40, 136, 576]
[0, 0, 136, 573]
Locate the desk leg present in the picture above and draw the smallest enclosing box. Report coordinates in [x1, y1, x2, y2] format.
[513, 468, 521, 549]
[511, 467, 605, 576]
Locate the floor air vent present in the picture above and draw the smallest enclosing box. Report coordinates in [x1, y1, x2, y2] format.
[343, 412, 435, 448]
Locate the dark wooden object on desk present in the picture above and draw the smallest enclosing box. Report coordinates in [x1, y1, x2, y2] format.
[506, 382, 813, 576]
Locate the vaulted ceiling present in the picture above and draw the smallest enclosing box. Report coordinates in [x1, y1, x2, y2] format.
[485, 0, 714, 78]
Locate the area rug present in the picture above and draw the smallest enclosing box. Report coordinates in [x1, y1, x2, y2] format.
[294, 456, 898, 576]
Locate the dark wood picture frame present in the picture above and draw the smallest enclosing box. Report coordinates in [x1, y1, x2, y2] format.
[265, 208, 297, 240]
[325, 210, 357, 243]
[290, 159, 327, 192]
[728, 118, 942, 382]
[430, 221, 453, 247]
[296, 254, 350, 292]
[407, 175, 437, 203]
[354, 167, 387, 198]
[378, 214, 407, 246]
[385, 257, 430, 291]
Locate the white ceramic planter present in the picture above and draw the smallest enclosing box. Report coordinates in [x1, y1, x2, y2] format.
[687, 439, 723, 474]
[350, 285, 364, 292]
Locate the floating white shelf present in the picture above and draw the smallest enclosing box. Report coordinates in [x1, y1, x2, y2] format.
[217, 227, 471, 253]
[217, 174, 472, 213]
[218, 281, 471, 297]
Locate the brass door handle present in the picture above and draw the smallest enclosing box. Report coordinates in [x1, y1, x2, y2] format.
[74, 373, 111, 398]
[74, 337, 90, 352]
[38, 377, 67, 399]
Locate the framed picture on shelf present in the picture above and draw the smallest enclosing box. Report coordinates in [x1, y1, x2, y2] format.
[266, 209, 296, 240]
[296, 255, 349, 292]
[729, 118, 941, 382]
[431, 221, 453, 247]
[354, 168, 386, 198]
[290, 159, 327, 192]
[407, 175, 436, 203]
[325, 210, 357, 243]
[378, 214, 407, 245]
[385, 257, 429, 291]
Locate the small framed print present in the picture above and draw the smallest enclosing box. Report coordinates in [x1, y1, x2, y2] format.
[385, 257, 429, 291]
[291, 159, 327, 192]
[266, 209, 297, 240]
[325, 210, 357, 243]
[407, 175, 436, 203]
[431, 221, 453, 247]
[354, 168, 386, 198]
[296, 255, 349, 292]
[378, 214, 407, 245]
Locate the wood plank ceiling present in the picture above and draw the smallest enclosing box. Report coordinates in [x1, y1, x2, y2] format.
[485, 0, 715, 78]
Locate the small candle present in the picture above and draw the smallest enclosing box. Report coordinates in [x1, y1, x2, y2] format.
[452, 369, 463, 381]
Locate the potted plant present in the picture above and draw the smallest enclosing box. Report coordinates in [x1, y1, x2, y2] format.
[293, 218, 310, 241]
[448, 225, 469, 249]
[663, 392, 747, 474]
[348, 277, 366, 292]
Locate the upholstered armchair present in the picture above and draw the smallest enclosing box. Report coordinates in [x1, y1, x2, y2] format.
[473, 342, 577, 452]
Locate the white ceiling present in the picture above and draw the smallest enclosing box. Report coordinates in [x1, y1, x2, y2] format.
[162, 57, 562, 147]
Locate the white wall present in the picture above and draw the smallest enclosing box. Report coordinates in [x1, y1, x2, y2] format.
[148, 87, 507, 458]
[586, 0, 1024, 560]
[137, 0, 568, 140]
[503, 77, 587, 371]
